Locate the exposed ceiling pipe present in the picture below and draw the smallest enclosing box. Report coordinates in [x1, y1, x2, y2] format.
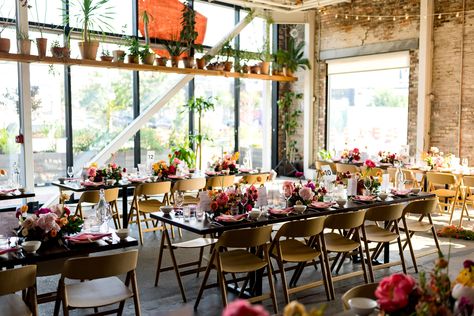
[210, 0, 349, 12]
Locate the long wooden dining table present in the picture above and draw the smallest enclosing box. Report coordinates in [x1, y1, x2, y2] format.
[150, 192, 435, 299]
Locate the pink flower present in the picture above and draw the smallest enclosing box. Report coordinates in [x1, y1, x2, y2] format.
[222, 299, 269, 316]
[88, 167, 97, 177]
[375, 273, 416, 313]
[173, 158, 181, 166]
[295, 171, 304, 178]
[304, 181, 316, 190]
[111, 163, 117, 169]
[282, 181, 295, 197]
[22, 215, 37, 230]
[365, 159, 376, 168]
[299, 187, 315, 201]
[245, 204, 253, 212]
[36, 213, 61, 233]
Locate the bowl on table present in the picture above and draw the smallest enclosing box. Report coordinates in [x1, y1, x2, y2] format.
[248, 209, 261, 220]
[58, 177, 66, 184]
[293, 204, 307, 214]
[336, 199, 347, 208]
[116, 228, 130, 240]
[378, 192, 388, 201]
[348, 297, 377, 316]
[22, 241, 41, 253]
[160, 206, 174, 214]
[106, 179, 116, 186]
[411, 188, 421, 194]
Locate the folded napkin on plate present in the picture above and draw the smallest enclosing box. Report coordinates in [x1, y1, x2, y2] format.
[352, 195, 377, 201]
[268, 207, 294, 215]
[127, 177, 148, 183]
[0, 247, 19, 255]
[168, 175, 187, 179]
[311, 201, 336, 209]
[205, 171, 218, 176]
[0, 188, 16, 195]
[81, 181, 103, 187]
[215, 214, 247, 222]
[391, 189, 412, 196]
[239, 168, 252, 173]
[65, 233, 112, 243]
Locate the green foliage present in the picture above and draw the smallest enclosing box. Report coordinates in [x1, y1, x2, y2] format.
[73, 128, 96, 153]
[180, 1, 201, 56]
[163, 35, 186, 57]
[318, 149, 332, 160]
[278, 38, 311, 73]
[141, 10, 152, 45]
[67, 0, 114, 42]
[369, 89, 407, 108]
[140, 128, 167, 152]
[0, 128, 10, 154]
[170, 142, 196, 169]
[126, 36, 140, 56]
[220, 41, 233, 63]
[278, 91, 303, 161]
[260, 14, 273, 62]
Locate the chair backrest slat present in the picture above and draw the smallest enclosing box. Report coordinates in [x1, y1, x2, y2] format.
[403, 198, 438, 215]
[173, 178, 206, 192]
[324, 210, 366, 229]
[136, 182, 171, 196]
[0, 265, 36, 295]
[335, 163, 359, 174]
[217, 226, 272, 249]
[427, 172, 457, 185]
[207, 175, 235, 189]
[241, 174, 269, 186]
[365, 204, 404, 221]
[463, 175, 474, 188]
[275, 217, 326, 239]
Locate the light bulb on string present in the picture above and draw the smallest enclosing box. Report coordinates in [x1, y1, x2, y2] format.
[393, 16, 396, 21]
[335, 14, 338, 19]
[456, 12, 460, 18]
[355, 15, 359, 20]
[378, 16, 382, 21]
[405, 15, 409, 20]
[345, 14, 348, 19]
[367, 16, 371, 21]
[438, 14, 442, 19]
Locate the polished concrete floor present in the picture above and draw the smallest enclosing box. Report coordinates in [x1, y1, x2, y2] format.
[37, 209, 474, 316]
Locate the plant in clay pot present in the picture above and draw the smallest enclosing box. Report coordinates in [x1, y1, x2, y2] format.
[0, 4, 11, 53]
[239, 51, 251, 73]
[126, 37, 140, 64]
[139, 10, 154, 65]
[250, 64, 261, 74]
[112, 24, 127, 62]
[219, 41, 233, 72]
[259, 14, 273, 75]
[100, 48, 113, 62]
[164, 33, 186, 68]
[24, 0, 48, 57]
[196, 55, 209, 69]
[155, 55, 168, 67]
[283, 37, 310, 76]
[50, 40, 69, 58]
[180, 1, 201, 69]
[17, 31, 32, 55]
[68, 0, 114, 60]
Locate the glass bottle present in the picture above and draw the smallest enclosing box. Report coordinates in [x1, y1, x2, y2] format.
[395, 165, 405, 190]
[95, 189, 112, 232]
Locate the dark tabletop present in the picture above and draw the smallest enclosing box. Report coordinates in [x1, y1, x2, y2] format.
[0, 192, 35, 201]
[151, 192, 435, 235]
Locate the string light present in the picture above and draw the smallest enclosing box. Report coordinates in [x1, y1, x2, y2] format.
[393, 16, 396, 21]
[378, 16, 382, 21]
[355, 15, 359, 20]
[405, 15, 409, 20]
[329, 10, 474, 22]
[367, 16, 370, 21]
[335, 14, 338, 19]
[438, 14, 442, 19]
[456, 12, 460, 17]
[345, 14, 348, 19]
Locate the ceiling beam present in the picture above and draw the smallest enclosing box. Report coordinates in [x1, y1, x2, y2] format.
[208, 0, 350, 12]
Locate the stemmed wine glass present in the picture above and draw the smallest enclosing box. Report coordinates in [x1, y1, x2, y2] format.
[174, 191, 184, 216]
[363, 177, 373, 196]
[67, 166, 74, 179]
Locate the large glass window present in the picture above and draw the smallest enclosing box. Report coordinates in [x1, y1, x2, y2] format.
[327, 52, 410, 154]
[194, 1, 234, 47]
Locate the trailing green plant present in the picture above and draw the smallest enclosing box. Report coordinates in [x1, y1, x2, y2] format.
[318, 149, 332, 161]
[183, 96, 216, 169]
[180, 1, 201, 57]
[163, 32, 186, 57]
[67, 0, 114, 42]
[260, 14, 273, 62]
[220, 41, 233, 63]
[278, 91, 303, 162]
[101, 48, 110, 56]
[126, 36, 140, 56]
[170, 141, 196, 169]
[285, 37, 311, 73]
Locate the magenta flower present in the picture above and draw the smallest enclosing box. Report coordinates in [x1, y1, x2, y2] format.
[304, 180, 316, 190]
[295, 171, 304, 178]
[375, 273, 416, 313]
[299, 187, 315, 201]
[222, 299, 269, 316]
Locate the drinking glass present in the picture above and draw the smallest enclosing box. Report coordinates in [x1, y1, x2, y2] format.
[196, 207, 204, 221]
[363, 178, 373, 196]
[175, 191, 184, 209]
[137, 164, 145, 176]
[67, 166, 74, 178]
[183, 206, 191, 222]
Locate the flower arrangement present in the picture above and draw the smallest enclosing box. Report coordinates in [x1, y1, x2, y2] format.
[102, 163, 123, 182]
[437, 225, 474, 240]
[208, 185, 258, 216]
[283, 180, 325, 206]
[152, 158, 181, 178]
[87, 162, 105, 182]
[334, 171, 352, 186]
[356, 160, 382, 195]
[16, 204, 83, 242]
[421, 147, 453, 169]
[222, 299, 325, 316]
[340, 147, 360, 163]
[213, 152, 240, 174]
[378, 151, 397, 164]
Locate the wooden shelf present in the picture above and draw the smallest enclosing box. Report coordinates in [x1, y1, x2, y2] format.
[0, 52, 297, 82]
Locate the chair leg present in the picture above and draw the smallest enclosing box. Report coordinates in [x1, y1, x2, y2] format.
[131, 270, 142, 316]
[163, 227, 187, 302]
[278, 260, 290, 304]
[196, 246, 204, 278]
[448, 199, 456, 225]
[217, 268, 228, 307]
[394, 222, 407, 274]
[428, 215, 442, 253]
[178, 227, 183, 238]
[154, 230, 166, 287]
[320, 235, 335, 300]
[170, 225, 176, 239]
[318, 256, 331, 301]
[402, 218, 418, 273]
[194, 252, 215, 310]
[360, 229, 374, 283]
[266, 256, 278, 314]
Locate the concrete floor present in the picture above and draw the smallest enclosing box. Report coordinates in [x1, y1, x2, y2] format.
[37, 208, 474, 316]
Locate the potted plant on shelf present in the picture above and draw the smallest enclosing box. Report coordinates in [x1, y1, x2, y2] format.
[164, 35, 186, 68]
[220, 41, 233, 72]
[180, 1, 201, 69]
[239, 50, 251, 73]
[259, 15, 273, 75]
[140, 10, 154, 65]
[273, 49, 287, 75]
[69, 0, 114, 60]
[50, 39, 69, 58]
[284, 37, 311, 76]
[196, 54, 209, 70]
[183, 96, 215, 170]
[0, 15, 10, 53]
[126, 37, 140, 64]
[17, 31, 32, 55]
[112, 24, 127, 63]
[28, 0, 48, 57]
[156, 55, 168, 67]
[100, 48, 113, 61]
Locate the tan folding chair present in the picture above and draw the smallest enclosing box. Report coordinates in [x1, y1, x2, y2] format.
[341, 283, 379, 310]
[269, 217, 331, 304]
[241, 173, 269, 186]
[206, 175, 235, 190]
[75, 188, 121, 229]
[194, 226, 278, 313]
[172, 178, 206, 205]
[323, 209, 370, 300]
[56, 250, 141, 316]
[335, 163, 359, 174]
[402, 169, 421, 189]
[401, 198, 441, 273]
[0, 265, 38, 316]
[129, 182, 171, 245]
[426, 172, 460, 224]
[154, 221, 217, 303]
[460, 175, 474, 227]
[387, 167, 397, 185]
[362, 204, 407, 282]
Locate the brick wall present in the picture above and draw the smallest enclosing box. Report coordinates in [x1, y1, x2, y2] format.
[306, 0, 474, 163]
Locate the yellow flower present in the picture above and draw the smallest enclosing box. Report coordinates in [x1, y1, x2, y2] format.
[284, 301, 307, 316]
[456, 268, 474, 287]
[60, 192, 70, 202]
[19, 205, 28, 213]
[90, 162, 98, 168]
[232, 152, 240, 161]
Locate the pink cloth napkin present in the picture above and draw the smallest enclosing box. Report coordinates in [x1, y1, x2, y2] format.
[353, 195, 377, 201]
[205, 171, 218, 176]
[81, 181, 104, 187]
[0, 247, 19, 255]
[391, 189, 411, 196]
[168, 175, 187, 179]
[127, 177, 148, 183]
[268, 207, 294, 215]
[311, 201, 336, 209]
[0, 189, 16, 195]
[215, 214, 247, 222]
[239, 168, 252, 173]
[65, 233, 112, 243]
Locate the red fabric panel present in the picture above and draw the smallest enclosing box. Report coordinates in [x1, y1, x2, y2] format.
[138, 0, 208, 58]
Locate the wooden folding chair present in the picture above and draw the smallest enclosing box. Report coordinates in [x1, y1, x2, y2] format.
[426, 172, 461, 224]
[0, 265, 38, 316]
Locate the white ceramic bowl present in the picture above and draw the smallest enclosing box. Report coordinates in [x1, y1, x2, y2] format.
[106, 179, 116, 186]
[160, 206, 174, 214]
[336, 199, 347, 207]
[378, 192, 388, 201]
[248, 209, 261, 220]
[411, 188, 421, 194]
[348, 297, 377, 316]
[116, 228, 129, 240]
[293, 204, 307, 214]
[22, 241, 41, 253]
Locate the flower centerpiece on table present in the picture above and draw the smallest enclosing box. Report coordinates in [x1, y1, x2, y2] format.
[102, 163, 124, 182]
[340, 147, 360, 163]
[421, 146, 453, 170]
[87, 162, 105, 183]
[16, 204, 83, 243]
[356, 159, 381, 195]
[378, 151, 397, 164]
[213, 152, 239, 174]
[334, 171, 352, 186]
[208, 185, 259, 216]
[221, 299, 326, 316]
[152, 158, 181, 179]
[283, 180, 324, 206]
[452, 260, 474, 310]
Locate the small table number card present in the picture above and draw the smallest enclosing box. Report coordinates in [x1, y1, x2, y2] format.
[321, 165, 337, 182]
[146, 151, 155, 171]
[256, 187, 268, 207]
[198, 191, 211, 211]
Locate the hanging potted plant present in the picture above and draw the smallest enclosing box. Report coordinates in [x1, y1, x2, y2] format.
[140, 10, 154, 65]
[126, 37, 140, 64]
[219, 41, 233, 72]
[69, 0, 114, 60]
[180, 1, 201, 69]
[284, 37, 311, 77]
[259, 15, 273, 75]
[17, 31, 32, 55]
[164, 34, 186, 68]
[112, 24, 127, 63]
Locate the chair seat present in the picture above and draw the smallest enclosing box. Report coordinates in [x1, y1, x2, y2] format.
[66, 276, 133, 308]
[433, 189, 457, 198]
[364, 225, 398, 243]
[219, 249, 267, 273]
[271, 222, 284, 232]
[138, 199, 164, 213]
[0, 294, 32, 316]
[172, 237, 217, 248]
[272, 239, 320, 263]
[324, 232, 360, 252]
[404, 220, 432, 232]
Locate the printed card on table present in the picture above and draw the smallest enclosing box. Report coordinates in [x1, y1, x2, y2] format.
[321, 165, 337, 182]
[256, 187, 268, 207]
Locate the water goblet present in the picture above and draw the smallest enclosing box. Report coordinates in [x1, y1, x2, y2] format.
[183, 206, 191, 222]
[67, 166, 74, 179]
[363, 177, 373, 196]
[174, 191, 184, 216]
